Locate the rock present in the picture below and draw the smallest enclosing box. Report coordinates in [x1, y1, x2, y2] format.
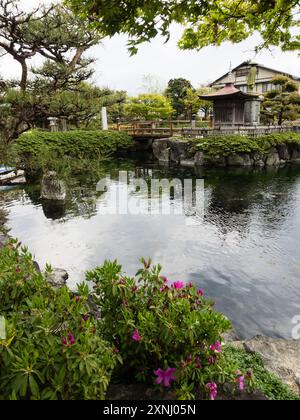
[46, 268, 69, 288]
[41, 171, 66, 202]
[152, 140, 170, 163]
[243, 335, 300, 395]
[223, 328, 240, 344]
[265, 148, 280, 166]
[289, 144, 300, 162]
[181, 159, 195, 168]
[227, 154, 253, 167]
[194, 151, 205, 166]
[168, 139, 190, 163]
[277, 145, 290, 161]
[0, 233, 8, 248]
[252, 152, 266, 167]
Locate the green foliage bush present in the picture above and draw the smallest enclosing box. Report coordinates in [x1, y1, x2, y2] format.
[0, 240, 118, 400]
[87, 258, 253, 400]
[15, 130, 134, 160]
[190, 132, 300, 158]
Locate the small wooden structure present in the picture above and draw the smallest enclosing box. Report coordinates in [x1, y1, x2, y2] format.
[199, 81, 262, 128]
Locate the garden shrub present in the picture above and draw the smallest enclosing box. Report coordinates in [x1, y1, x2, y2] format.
[87, 258, 253, 400]
[190, 132, 300, 158]
[0, 240, 118, 400]
[10, 130, 134, 178]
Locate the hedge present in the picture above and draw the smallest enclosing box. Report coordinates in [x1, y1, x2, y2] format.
[14, 130, 134, 160]
[190, 132, 300, 158]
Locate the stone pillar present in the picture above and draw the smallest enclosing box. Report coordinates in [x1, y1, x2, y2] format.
[244, 98, 261, 125]
[60, 117, 68, 132]
[47, 117, 59, 132]
[102, 107, 108, 131]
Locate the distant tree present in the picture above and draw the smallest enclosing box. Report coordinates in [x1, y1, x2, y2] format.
[141, 74, 165, 94]
[124, 94, 174, 120]
[66, 0, 300, 53]
[165, 78, 193, 118]
[183, 87, 213, 120]
[261, 76, 300, 126]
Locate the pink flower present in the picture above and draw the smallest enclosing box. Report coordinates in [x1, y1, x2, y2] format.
[67, 332, 75, 346]
[210, 340, 222, 354]
[172, 281, 185, 290]
[161, 276, 168, 284]
[206, 383, 218, 401]
[62, 332, 75, 347]
[197, 288, 204, 297]
[154, 368, 176, 388]
[238, 376, 245, 391]
[16, 267, 21, 274]
[208, 356, 216, 365]
[188, 282, 194, 288]
[132, 329, 142, 342]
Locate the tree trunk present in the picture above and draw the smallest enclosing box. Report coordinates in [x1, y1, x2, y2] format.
[19, 60, 28, 92]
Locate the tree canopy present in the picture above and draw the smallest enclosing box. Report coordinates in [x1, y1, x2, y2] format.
[124, 93, 174, 120]
[261, 76, 300, 125]
[66, 0, 300, 53]
[165, 78, 193, 118]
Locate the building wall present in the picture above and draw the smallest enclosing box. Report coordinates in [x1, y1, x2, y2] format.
[211, 65, 300, 94]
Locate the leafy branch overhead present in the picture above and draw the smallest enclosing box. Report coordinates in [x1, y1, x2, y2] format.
[66, 0, 300, 53]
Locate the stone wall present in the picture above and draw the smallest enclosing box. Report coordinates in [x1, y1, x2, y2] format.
[152, 138, 300, 168]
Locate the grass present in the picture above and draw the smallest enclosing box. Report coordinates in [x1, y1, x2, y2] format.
[224, 346, 300, 401]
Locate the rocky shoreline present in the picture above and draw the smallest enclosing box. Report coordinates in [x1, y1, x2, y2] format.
[152, 138, 300, 168]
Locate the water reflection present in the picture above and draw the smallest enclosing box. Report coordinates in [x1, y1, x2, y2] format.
[1, 161, 300, 339]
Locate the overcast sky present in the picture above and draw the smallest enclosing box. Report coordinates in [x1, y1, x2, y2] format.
[1, 0, 300, 95]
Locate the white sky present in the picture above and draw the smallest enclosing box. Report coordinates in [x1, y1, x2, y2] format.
[0, 0, 299, 95]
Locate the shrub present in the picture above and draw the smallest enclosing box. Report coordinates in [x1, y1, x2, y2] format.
[0, 240, 118, 400]
[87, 258, 253, 400]
[190, 132, 300, 158]
[14, 130, 134, 160]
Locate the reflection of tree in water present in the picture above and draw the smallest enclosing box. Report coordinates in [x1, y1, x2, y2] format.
[195, 166, 300, 236]
[2, 162, 300, 232]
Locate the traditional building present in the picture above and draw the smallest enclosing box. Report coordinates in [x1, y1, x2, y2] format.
[200, 76, 261, 127]
[210, 61, 300, 94]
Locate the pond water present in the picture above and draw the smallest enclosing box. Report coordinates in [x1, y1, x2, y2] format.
[1, 158, 300, 340]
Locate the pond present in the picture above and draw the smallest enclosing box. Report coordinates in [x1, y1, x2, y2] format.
[1, 158, 300, 340]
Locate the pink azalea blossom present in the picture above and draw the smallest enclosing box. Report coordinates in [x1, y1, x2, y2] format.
[197, 288, 204, 297]
[188, 282, 194, 288]
[172, 281, 185, 290]
[238, 375, 245, 391]
[161, 276, 169, 284]
[210, 340, 222, 354]
[206, 383, 218, 401]
[154, 368, 176, 388]
[67, 332, 75, 346]
[132, 329, 142, 342]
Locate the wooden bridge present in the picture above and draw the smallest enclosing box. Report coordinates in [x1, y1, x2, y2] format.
[112, 121, 193, 139]
[111, 121, 293, 140]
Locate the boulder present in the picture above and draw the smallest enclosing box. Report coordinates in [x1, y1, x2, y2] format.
[152, 140, 170, 163]
[181, 159, 195, 168]
[41, 171, 66, 202]
[46, 268, 69, 288]
[277, 145, 290, 161]
[243, 335, 300, 395]
[289, 144, 300, 163]
[194, 151, 205, 166]
[0, 233, 8, 249]
[169, 139, 190, 163]
[227, 153, 253, 167]
[265, 148, 280, 166]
